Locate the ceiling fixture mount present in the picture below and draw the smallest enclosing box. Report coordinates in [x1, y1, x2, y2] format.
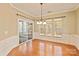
[37, 3, 46, 24]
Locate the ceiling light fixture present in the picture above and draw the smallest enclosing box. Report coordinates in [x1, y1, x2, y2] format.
[37, 3, 46, 24]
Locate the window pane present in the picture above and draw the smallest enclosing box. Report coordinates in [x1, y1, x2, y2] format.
[46, 19, 53, 36]
[19, 21, 23, 32]
[54, 18, 63, 36]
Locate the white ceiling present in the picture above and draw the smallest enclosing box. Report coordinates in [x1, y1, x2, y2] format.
[12, 3, 79, 16]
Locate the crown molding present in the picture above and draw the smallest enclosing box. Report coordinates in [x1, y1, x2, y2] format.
[9, 3, 36, 20]
[36, 5, 79, 18]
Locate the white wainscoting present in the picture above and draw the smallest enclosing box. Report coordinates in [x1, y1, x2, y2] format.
[73, 35, 79, 50]
[0, 36, 19, 56]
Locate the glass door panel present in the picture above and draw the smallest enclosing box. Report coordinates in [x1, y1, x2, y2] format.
[19, 20, 28, 43]
[28, 23, 33, 40]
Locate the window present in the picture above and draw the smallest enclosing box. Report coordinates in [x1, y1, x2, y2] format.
[54, 18, 63, 37]
[39, 23, 46, 35]
[37, 18, 64, 37]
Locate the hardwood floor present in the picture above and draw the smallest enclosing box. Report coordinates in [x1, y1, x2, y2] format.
[8, 39, 79, 56]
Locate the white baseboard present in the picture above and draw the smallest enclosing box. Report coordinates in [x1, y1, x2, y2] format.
[0, 36, 19, 56]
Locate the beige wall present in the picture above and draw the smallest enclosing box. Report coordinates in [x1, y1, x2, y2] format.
[76, 8, 79, 34]
[0, 4, 17, 40]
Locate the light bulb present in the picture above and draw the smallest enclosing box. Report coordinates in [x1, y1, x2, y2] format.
[37, 22, 39, 24]
[37, 21, 42, 24]
[40, 21, 42, 24]
[43, 22, 46, 24]
[37, 22, 40, 24]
